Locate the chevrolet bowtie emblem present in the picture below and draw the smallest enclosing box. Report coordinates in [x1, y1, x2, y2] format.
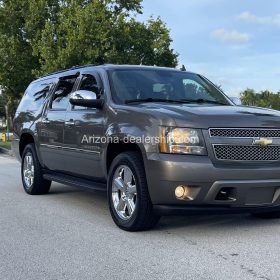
[252, 138, 273, 146]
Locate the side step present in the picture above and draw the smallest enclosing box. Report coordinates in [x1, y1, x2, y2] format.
[43, 173, 107, 192]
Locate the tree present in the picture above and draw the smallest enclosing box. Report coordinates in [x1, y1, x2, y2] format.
[0, 0, 40, 128]
[0, 92, 6, 119]
[0, 0, 178, 120]
[0, 1, 39, 100]
[240, 89, 280, 110]
[240, 89, 257, 106]
[32, 1, 178, 74]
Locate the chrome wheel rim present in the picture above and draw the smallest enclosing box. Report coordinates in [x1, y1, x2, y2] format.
[23, 152, 34, 189]
[112, 165, 137, 220]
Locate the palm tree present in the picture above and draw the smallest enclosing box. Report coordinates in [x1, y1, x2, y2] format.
[240, 89, 257, 106]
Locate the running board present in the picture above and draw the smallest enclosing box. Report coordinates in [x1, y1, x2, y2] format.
[43, 173, 107, 192]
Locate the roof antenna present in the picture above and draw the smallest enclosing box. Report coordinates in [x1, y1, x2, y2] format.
[180, 64, 186, 71]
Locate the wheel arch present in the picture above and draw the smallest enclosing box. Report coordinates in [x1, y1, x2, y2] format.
[105, 141, 146, 174]
[19, 132, 35, 157]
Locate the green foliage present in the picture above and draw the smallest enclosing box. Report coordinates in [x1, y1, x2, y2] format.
[0, 141, 11, 150]
[0, 0, 38, 101]
[0, 0, 178, 107]
[240, 89, 280, 110]
[33, 2, 178, 74]
[0, 92, 6, 118]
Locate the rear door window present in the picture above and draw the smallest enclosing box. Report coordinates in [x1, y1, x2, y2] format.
[17, 79, 54, 112]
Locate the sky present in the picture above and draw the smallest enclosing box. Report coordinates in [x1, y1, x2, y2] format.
[139, 0, 280, 97]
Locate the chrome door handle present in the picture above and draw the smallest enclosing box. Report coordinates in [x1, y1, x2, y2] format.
[65, 121, 75, 126]
[41, 118, 50, 124]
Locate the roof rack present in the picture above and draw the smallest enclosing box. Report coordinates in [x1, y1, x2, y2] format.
[39, 64, 99, 78]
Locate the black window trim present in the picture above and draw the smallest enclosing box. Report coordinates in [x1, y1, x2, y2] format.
[47, 74, 80, 112]
[69, 70, 104, 112]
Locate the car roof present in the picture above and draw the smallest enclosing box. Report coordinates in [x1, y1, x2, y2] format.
[32, 64, 196, 84]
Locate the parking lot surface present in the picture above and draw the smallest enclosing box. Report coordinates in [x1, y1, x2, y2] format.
[0, 155, 278, 280]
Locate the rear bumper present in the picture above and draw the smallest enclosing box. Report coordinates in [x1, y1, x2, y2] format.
[144, 153, 280, 210]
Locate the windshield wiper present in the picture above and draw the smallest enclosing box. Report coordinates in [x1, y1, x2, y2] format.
[179, 98, 228, 105]
[125, 98, 187, 104]
[125, 98, 228, 105]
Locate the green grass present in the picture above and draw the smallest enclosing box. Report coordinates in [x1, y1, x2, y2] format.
[0, 141, 11, 150]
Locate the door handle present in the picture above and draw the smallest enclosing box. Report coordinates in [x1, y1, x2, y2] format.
[41, 118, 50, 124]
[65, 120, 75, 126]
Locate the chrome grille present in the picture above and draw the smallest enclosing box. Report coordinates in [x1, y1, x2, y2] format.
[213, 145, 280, 161]
[209, 128, 280, 138]
[209, 128, 280, 162]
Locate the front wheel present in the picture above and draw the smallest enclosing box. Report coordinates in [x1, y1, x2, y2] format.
[107, 151, 160, 231]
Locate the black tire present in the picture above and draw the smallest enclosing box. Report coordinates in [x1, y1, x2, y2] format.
[107, 151, 160, 231]
[252, 211, 280, 219]
[21, 143, 51, 195]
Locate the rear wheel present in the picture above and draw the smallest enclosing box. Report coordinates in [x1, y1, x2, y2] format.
[108, 151, 160, 231]
[21, 144, 51, 195]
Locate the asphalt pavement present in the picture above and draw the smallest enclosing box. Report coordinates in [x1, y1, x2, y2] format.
[0, 154, 279, 280]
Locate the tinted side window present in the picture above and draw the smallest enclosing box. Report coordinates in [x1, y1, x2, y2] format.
[51, 77, 76, 110]
[79, 74, 99, 95]
[17, 79, 54, 112]
[73, 74, 101, 110]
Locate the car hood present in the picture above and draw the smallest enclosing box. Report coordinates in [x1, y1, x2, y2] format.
[136, 103, 280, 129]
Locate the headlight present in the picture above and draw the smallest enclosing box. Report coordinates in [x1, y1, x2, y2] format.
[160, 127, 207, 155]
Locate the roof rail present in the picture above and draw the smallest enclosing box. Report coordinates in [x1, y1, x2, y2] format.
[39, 64, 99, 78]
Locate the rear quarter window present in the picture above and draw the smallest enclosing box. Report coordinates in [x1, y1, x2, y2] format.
[17, 79, 55, 112]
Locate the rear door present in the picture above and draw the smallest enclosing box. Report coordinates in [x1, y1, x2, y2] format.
[63, 71, 106, 180]
[38, 75, 78, 171]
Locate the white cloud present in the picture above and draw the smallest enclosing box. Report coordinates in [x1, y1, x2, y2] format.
[237, 12, 280, 26]
[211, 29, 250, 43]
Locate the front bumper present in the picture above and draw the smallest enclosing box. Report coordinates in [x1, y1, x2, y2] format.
[145, 153, 280, 212]
[153, 204, 280, 215]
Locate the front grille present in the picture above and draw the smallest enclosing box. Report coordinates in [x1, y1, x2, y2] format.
[209, 128, 280, 138]
[213, 145, 280, 161]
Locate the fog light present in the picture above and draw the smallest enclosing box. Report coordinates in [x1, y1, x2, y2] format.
[175, 185, 193, 200]
[175, 186, 185, 198]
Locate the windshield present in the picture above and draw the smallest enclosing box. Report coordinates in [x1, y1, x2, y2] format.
[108, 68, 231, 105]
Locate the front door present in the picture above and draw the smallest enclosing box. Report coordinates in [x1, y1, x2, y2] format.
[63, 72, 106, 180]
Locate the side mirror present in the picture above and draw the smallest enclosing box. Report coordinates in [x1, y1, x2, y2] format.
[230, 96, 242, 106]
[69, 90, 104, 109]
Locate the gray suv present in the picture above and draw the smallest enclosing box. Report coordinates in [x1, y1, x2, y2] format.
[12, 64, 280, 231]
